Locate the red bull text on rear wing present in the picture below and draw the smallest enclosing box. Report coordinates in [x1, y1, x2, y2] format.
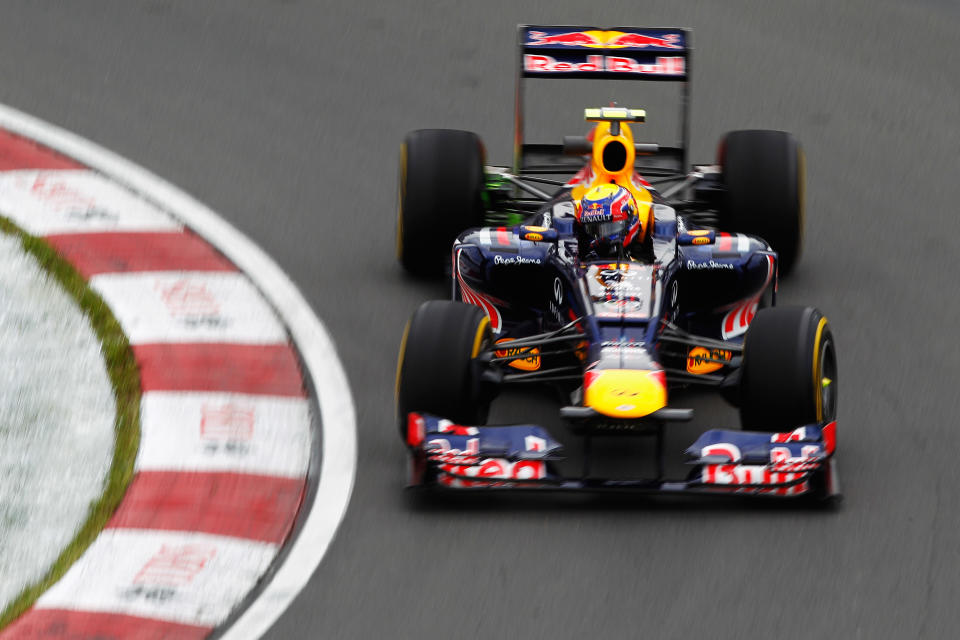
[520, 26, 690, 80]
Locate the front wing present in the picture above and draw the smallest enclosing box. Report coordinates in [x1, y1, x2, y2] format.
[404, 412, 839, 499]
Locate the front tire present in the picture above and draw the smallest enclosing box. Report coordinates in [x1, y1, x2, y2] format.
[397, 129, 486, 276]
[718, 130, 805, 276]
[739, 306, 837, 431]
[396, 301, 493, 440]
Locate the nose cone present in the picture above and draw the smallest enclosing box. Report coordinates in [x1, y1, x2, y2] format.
[584, 369, 668, 418]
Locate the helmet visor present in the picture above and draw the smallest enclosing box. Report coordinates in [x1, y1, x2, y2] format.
[584, 219, 627, 241]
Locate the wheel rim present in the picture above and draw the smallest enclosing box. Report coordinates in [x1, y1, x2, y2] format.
[817, 335, 837, 422]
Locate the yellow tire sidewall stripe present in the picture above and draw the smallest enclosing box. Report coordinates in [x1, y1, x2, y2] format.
[812, 316, 828, 421]
[395, 319, 411, 405]
[471, 316, 490, 358]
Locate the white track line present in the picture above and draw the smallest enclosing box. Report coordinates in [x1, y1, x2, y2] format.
[0, 103, 357, 639]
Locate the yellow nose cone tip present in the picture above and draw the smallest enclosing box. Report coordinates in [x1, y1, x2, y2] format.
[584, 369, 667, 418]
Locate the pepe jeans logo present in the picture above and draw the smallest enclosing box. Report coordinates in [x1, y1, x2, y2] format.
[686, 259, 734, 270]
[493, 254, 541, 265]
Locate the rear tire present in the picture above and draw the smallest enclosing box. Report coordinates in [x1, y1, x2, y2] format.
[739, 306, 837, 431]
[397, 129, 486, 276]
[718, 130, 805, 276]
[396, 301, 493, 440]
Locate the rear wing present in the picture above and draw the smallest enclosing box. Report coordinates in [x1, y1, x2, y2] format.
[514, 25, 692, 175]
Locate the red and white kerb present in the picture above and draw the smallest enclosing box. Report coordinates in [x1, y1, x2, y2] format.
[0, 130, 311, 638]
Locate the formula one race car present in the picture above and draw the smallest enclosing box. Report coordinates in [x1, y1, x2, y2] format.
[395, 26, 839, 500]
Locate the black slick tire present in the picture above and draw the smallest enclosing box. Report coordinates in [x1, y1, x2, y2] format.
[397, 129, 486, 276]
[739, 306, 837, 431]
[396, 301, 492, 440]
[718, 130, 805, 276]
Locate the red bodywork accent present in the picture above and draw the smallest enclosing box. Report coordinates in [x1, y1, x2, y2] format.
[407, 412, 426, 447]
[822, 421, 837, 455]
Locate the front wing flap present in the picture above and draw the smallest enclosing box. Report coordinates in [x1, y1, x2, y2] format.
[683, 422, 837, 497]
[405, 412, 838, 498]
[406, 412, 564, 488]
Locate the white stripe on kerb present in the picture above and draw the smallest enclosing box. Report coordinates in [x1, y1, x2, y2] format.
[0, 103, 357, 639]
[91, 271, 288, 345]
[34, 529, 277, 627]
[137, 392, 310, 477]
[0, 169, 182, 235]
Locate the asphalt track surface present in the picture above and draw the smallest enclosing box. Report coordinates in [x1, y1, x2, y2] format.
[2, 1, 959, 638]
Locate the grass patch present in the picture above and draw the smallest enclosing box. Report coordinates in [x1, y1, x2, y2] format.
[0, 217, 140, 629]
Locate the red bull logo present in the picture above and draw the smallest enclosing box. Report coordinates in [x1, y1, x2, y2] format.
[526, 29, 684, 50]
[527, 30, 605, 47]
[606, 32, 682, 49]
[524, 54, 685, 76]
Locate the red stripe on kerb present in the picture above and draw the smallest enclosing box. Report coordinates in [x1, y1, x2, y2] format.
[107, 471, 305, 544]
[133, 343, 305, 396]
[0, 128, 85, 171]
[0, 608, 211, 639]
[45, 231, 237, 278]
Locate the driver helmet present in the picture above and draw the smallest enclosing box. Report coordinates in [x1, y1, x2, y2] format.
[576, 184, 640, 252]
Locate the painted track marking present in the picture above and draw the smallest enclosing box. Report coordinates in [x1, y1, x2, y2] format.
[0, 104, 357, 638]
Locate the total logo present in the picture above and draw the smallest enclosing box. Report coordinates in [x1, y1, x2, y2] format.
[495, 338, 541, 371]
[524, 54, 686, 76]
[686, 346, 733, 374]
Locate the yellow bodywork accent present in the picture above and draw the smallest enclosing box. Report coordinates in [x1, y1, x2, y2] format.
[584, 369, 667, 418]
[571, 120, 654, 242]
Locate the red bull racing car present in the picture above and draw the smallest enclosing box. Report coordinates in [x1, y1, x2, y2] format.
[395, 26, 839, 501]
